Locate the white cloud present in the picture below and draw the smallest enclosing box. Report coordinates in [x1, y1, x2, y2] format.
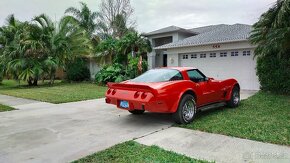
[131, 0, 276, 32]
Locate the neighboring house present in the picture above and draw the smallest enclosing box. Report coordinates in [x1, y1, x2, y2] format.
[144, 24, 259, 90]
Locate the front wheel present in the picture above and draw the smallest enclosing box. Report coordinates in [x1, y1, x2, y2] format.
[173, 94, 196, 124]
[227, 86, 240, 108]
[129, 110, 145, 115]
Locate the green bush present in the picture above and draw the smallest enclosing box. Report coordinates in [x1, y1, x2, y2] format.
[0, 64, 4, 83]
[95, 63, 129, 84]
[66, 58, 90, 81]
[95, 56, 148, 85]
[127, 55, 148, 79]
[256, 54, 290, 94]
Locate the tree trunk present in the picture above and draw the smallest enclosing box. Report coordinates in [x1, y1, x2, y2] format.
[32, 78, 38, 86]
[27, 77, 33, 86]
[49, 69, 55, 86]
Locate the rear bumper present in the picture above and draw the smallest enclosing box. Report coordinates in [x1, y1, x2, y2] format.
[105, 96, 171, 113]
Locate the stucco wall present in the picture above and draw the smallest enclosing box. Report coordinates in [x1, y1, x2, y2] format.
[166, 41, 255, 67]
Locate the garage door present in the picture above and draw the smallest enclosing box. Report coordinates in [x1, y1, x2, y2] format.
[179, 50, 260, 90]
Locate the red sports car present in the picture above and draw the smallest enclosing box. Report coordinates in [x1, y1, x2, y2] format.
[105, 67, 240, 124]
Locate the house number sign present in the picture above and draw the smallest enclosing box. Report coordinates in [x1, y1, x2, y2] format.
[212, 44, 221, 48]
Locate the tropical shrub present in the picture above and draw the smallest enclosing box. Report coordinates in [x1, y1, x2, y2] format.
[0, 64, 3, 83]
[250, 0, 290, 94]
[95, 63, 129, 84]
[256, 54, 290, 94]
[95, 55, 148, 85]
[127, 55, 148, 79]
[66, 58, 90, 81]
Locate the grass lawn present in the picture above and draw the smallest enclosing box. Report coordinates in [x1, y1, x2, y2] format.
[73, 141, 208, 163]
[179, 91, 290, 146]
[0, 80, 107, 104]
[0, 104, 15, 112]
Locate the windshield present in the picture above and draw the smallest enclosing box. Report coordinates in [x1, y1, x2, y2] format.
[131, 69, 183, 82]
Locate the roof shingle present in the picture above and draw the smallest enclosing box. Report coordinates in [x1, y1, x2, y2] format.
[155, 24, 252, 49]
[143, 25, 195, 36]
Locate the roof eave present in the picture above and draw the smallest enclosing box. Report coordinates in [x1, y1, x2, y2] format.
[143, 29, 197, 37]
[154, 39, 250, 50]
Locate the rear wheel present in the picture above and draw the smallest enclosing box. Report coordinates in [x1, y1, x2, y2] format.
[227, 86, 240, 108]
[173, 94, 196, 124]
[129, 110, 145, 114]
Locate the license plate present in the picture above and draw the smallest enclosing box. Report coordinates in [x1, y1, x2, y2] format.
[120, 100, 129, 108]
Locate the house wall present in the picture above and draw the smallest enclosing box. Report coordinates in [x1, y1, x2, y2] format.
[147, 32, 195, 68]
[166, 41, 255, 66]
[87, 59, 101, 80]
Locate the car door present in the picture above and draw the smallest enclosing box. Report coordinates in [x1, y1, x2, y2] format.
[186, 69, 217, 105]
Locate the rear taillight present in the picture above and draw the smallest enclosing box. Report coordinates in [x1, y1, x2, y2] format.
[141, 92, 148, 99]
[134, 91, 141, 98]
[107, 89, 112, 94]
[112, 89, 117, 95]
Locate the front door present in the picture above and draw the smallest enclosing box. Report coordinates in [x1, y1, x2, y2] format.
[163, 54, 167, 67]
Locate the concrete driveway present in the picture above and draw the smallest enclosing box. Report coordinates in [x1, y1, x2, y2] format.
[0, 99, 172, 163]
[0, 90, 258, 163]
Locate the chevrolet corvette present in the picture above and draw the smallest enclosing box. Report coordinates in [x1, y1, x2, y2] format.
[105, 67, 240, 124]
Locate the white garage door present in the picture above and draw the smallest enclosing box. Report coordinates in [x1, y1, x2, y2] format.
[179, 50, 260, 90]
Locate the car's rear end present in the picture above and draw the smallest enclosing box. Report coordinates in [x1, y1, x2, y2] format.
[105, 68, 186, 113]
[106, 82, 171, 112]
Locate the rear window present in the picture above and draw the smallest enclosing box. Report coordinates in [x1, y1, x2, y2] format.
[131, 69, 183, 82]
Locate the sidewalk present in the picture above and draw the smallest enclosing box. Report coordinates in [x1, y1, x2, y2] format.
[136, 127, 290, 163]
[0, 94, 55, 110]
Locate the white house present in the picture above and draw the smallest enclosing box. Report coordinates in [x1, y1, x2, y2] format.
[144, 24, 260, 90]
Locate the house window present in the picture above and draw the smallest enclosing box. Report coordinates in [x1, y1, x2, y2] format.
[220, 52, 227, 57]
[183, 54, 188, 59]
[210, 53, 216, 58]
[191, 54, 197, 59]
[200, 53, 206, 58]
[243, 50, 251, 56]
[231, 51, 239, 56]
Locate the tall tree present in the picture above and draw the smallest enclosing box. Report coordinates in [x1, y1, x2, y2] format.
[250, 0, 290, 94]
[250, 0, 290, 59]
[96, 32, 151, 66]
[32, 14, 93, 84]
[65, 2, 98, 37]
[97, 0, 135, 38]
[0, 14, 92, 86]
[0, 15, 40, 85]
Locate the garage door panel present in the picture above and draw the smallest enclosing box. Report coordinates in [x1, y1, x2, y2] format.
[179, 52, 260, 90]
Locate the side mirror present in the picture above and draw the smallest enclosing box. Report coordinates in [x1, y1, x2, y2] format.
[205, 77, 214, 82]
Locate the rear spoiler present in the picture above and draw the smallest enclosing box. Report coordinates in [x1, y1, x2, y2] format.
[107, 82, 157, 95]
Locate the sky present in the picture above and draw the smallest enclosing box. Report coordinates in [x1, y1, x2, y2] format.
[0, 0, 276, 33]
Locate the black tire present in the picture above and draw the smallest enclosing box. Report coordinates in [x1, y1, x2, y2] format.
[173, 94, 196, 124]
[129, 110, 145, 114]
[227, 86, 240, 108]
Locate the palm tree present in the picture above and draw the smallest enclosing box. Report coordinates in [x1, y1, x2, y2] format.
[250, 0, 290, 59]
[117, 32, 152, 57]
[95, 37, 117, 64]
[0, 14, 92, 86]
[65, 2, 98, 37]
[250, 0, 290, 94]
[95, 32, 151, 66]
[32, 14, 93, 84]
[0, 15, 41, 85]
